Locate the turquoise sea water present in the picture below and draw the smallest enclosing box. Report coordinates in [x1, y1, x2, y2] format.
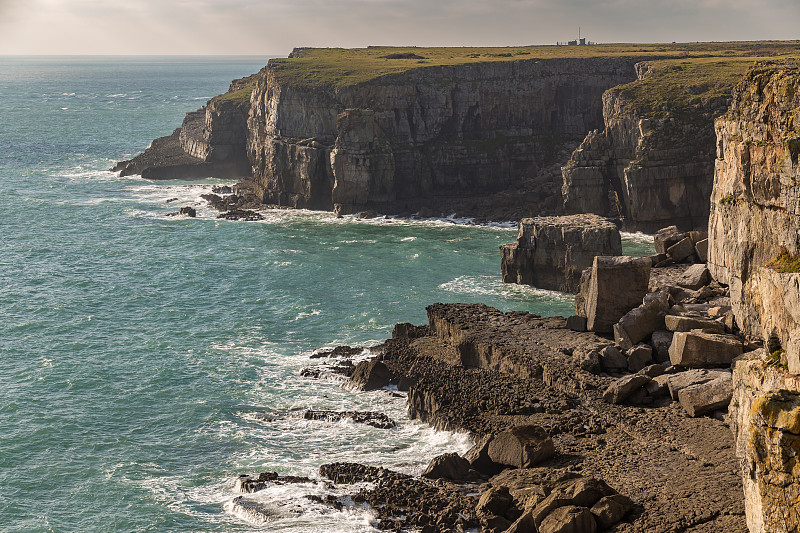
[0, 57, 653, 532]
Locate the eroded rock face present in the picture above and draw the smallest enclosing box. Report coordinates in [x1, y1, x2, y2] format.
[577, 256, 652, 333]
[248, 57, 645, 213]
[707, 60, 800, 367]
[561, 63, 728, 232]
[731, 355, 800, 533]
[500, 214, 621, 293]
[710, 60, 800, 533]
[114, 75, 255, 179]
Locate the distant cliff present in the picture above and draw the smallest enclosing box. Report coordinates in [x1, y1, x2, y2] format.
[247, 54, 643, 214]
[112, 73, 258, 180]
[561, 59, 752, 232]
[115, 43, 800, 226]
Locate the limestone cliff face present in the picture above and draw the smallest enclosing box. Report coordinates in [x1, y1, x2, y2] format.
[710, 60, 800, 533]
[247, 58, 644, 213]
[113, 75, 256, 180]
[500, 214, 622, 293]
[707, 60, 800, 371]
[562, 64, 727, 232]
[730, 356, 800, 533]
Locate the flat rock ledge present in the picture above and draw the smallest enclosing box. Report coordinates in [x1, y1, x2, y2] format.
[293, 297, 749, 531]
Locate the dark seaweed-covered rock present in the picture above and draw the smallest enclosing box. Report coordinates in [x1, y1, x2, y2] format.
[302, 410, 396, 429]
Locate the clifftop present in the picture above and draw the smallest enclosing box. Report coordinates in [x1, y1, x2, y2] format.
[268, 41, 800, 88]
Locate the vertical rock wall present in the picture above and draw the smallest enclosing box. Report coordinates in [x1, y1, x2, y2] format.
[707, 60, 800, 368]
[709, 60, 800, 533]
[247, 58, 645, 213]
[562, 63, 729, 232]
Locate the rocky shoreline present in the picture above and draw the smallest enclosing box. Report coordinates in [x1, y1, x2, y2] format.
[235, 252, 752, 531]
[119, 53, 800, 531]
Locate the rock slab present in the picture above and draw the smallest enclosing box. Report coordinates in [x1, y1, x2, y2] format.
[501, 214, 622, 293]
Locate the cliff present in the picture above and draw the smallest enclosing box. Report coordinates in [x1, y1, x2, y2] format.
[708, 60, 800, 532]
[247, 54, 644, 214]
[115, 43, 800, 225]
[112, 74, 258, 179]
[561, 58, 755, 232]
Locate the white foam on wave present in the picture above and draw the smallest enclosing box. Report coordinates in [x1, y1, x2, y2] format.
[294, 309, 322, 321]
[224, 481, 378, 532]
[621, 231, 655, 244]
[439, 274, 573, 303]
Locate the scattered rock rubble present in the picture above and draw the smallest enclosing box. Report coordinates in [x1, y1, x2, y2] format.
[274, 241, 755, 530]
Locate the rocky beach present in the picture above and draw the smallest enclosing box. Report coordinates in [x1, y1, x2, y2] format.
[110, 45, 800, 532]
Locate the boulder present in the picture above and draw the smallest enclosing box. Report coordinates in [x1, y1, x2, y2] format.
[482, 515, 513, 533]
[574, 268, 592, 318]
[667, 237, 695, 262]
[627, 344, 653, 373]
[349, 359, 392, 391]
[666, 369, 732, 400]
[578, 349, 601, 374]
[645, 374, 671, 398]
[566, 315, 587, 332]
[677, 373, 733, 417]
[501, 214, 622, 293]
[506, 509, 538, 533]
[654, 226, 685, 255]
[590, 494, 634, 530]
[639, 363, 666, 378]
[580, 256, 651, 333]
[675, 264, 710, 290]
[539, 505, 598, 533]
[664, 314, 725, 334]
[694, 238, 709, 262]
[650, 330, 674, 362]
[487, 425, 556, 468]
[668, 331, 743, 367]
[530, 493, 576, 528]
[603, 374, 651, 404]
[613, 292, 670, 349]
[476, 485, 514, 517]
[560, 477, 616, 508]
[178, 206, 197, 217]
[464, 435, 503, 476]
[421, 453, 472, 480]
[599, 345, 628, 372]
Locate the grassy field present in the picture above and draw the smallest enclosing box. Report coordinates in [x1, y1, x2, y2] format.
[266, 41, 800, 88]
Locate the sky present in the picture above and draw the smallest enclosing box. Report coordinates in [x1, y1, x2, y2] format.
[0, 0, 798, 55]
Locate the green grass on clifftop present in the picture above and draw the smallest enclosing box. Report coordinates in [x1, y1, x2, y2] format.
[268, 42, 800, 88]
[211, 73, 260, 106]
[608, 55, 800, 119]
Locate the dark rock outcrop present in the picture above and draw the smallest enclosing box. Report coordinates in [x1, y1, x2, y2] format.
[500, 214, 621, 293]
[112, 75, 256, 180]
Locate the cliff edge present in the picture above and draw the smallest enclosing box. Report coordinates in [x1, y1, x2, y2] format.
[708, 59, 800, 532]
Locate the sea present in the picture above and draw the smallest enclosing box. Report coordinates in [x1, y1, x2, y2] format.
[0, 56, 654, 532]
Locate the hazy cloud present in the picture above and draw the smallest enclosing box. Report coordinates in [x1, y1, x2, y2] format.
[0, 0, 797, 54]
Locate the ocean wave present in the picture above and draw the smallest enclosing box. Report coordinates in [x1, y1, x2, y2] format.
[621, 231, 655, 244]
[439, 275, 574, 302]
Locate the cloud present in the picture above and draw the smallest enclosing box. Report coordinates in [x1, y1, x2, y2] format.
[0, 0, 798, 54]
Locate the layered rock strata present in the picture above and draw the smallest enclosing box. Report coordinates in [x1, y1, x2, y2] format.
[708, 60, 800, 370]
[112, 75, 256, 179]
[707, 60, 800, 533]
[500, 214, 621, 293]
[247, 56, 645, 215]
[562, 63, 730, 232]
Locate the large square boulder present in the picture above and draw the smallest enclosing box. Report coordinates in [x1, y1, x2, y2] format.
[581, 256, 652, 333]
